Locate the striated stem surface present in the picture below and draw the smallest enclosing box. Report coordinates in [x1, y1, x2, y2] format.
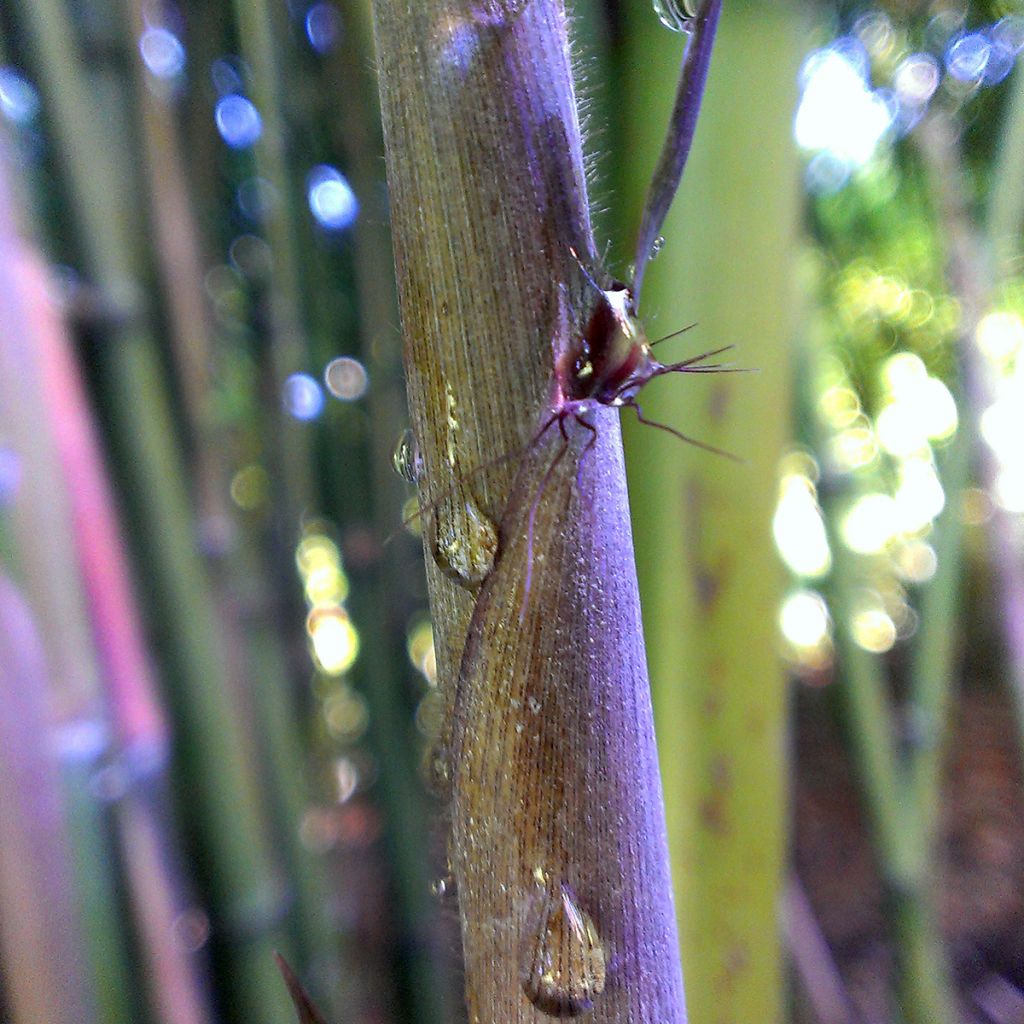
[369, 1, 686, 1019]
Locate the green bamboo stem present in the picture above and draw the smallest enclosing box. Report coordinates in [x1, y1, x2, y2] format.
[907, 407, 970, 840]
[123, 6, 340, 1003]
[232, 0, 317, 522]
[231, 566, 343, 1014]
[320, 6, 457, 1020]
[14, 4, 296, 1020]
[615, 5, 801, 1021]
[217, 32, 348, 991]
[968, 62, 1024, 756]
[112, 780, 215, 1024]
[985, 61, 1024, 281]
[124, 0, 230, 537]
[26, 155, 218, 1024]
[820, 514, 953, 1022]
[804, 314, 957, 1020]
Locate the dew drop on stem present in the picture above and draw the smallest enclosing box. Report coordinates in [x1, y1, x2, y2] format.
[652, 0, 694, 33]
[431, 873, 456, 902]
[392, 428, 422, 483]
[519, 881, 606, 1017]
[431, 496, 498, 588]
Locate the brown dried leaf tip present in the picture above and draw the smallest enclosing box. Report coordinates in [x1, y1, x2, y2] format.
[519, 879, 607, 1017]
[274, 952, 329, 1024]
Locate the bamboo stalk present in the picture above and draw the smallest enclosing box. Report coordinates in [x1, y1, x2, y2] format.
[13, 4, 297, 1019]
[369, 1, 687, 1019]
[614, 4, 801, 1021]
[321, 6, 460, 1019]
[232, 0, 317, 521]
[0, 144, 138, 1024]
[24, 216, 216, 1024]
[0, 577, 97, 1024]
[822, 505, 954, 1022]
[954, 64, 1024, 761]
[124, 5, 340, 1005]
[801, 291, 957, 1022]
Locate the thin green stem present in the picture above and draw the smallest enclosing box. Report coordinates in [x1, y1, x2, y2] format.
[232, 0, 317, 522]
[15, 3, 297, 1019]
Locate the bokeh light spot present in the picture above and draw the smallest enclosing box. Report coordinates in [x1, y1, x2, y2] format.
[773, 473, 832, 578]
[796, 41, 894, 172]
[309, 608, 359, 675]
[324, 356, 368, 400]
[406, 618, 437, 686]
[893, 53, 940, 108]
[229, 464, 269, 511]
[945, 31, 991, 83]
[282, 372, 324, 421]
[307, 165, 359, 231]
[323, 686, 368, 742]
[780, 590, 830, 649]
[139, 28, 186, 79]
[977, 310, 1024, 365]
[215, 94, 262, 149]
[842, 493, 898, 554]
[305, 2, 342, 53]
[851, 606, 897, 653]
[0, 67, 40, 124]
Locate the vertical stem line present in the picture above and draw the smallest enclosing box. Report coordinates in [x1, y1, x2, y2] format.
[232, 0, 317, 521]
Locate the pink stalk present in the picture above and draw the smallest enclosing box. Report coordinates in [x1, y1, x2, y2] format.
[17, 245, 168, 755]
[0, 147, 212, 1024]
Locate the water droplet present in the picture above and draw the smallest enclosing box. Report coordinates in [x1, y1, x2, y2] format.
[520, 883, 606, 1017]
[422, 742, 452, 797]
[444, 382, 460, 467]
[432, 496, 498, 588]
[431, 874, 456, 901]
[649, 235, 665, 259]
[392, 429, 422, 483]
[652, 0, 694, 33]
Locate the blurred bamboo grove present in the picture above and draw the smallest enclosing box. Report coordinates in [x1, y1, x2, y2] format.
[0, 1, 1023, 1023]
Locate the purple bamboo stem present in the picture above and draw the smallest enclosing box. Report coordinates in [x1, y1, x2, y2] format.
[369, 0, 688, 1017]
[452, 415, 685, 1022]
[0, 577, 96, 1024]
